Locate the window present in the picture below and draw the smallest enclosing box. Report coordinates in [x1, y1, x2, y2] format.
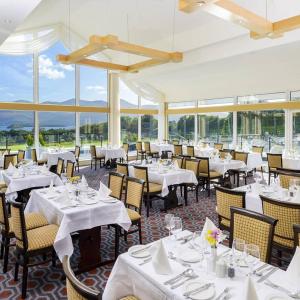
[121, 114, 138, 143]
[39, 42, 75, 104]
[198, 112, 233, 147]
[0, 111, 34, 151]
[0, 54, 33, 103]
[198, 98, 234, 107]
[80, 66, 107, 106]
[168, 115, 195, 141]
[39, 112, 75, 150]
[291, 91, 300, 101]
[141, 115, 158, 141]
[292, 112, 300, 152]
[141, 97, 159, 109]
[120, 80, 138, 108]
[168, 101, 196, 109]
[238, 93, 286, 104]
[237, 110, 285, 153]
[80, 113, 108, 157]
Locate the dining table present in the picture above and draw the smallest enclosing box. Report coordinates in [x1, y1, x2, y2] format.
[283, 157, 300, 170]
[40, 150, 76, 167]
[209, 158, 246, 175]
[96, 146, 126, 162]
[103, 230, 294, 300]
[25, 184, 131, 273]
[150, 143, 174, 156]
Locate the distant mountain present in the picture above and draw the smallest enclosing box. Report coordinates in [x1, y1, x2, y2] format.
[0, 98, 158, 130]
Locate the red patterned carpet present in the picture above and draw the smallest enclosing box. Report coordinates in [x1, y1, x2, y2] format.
[0, 166, 217, 299]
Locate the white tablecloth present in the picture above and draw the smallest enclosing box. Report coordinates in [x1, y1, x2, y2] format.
[247, 152, 263, 169]
[2, 168, 63, 201]
[103, 230, 290, 300]
[210, 159, 246, 175]
[128, 164, 198, 197]
[41, 151, 76, 167]
[25, 185, 131, 261]
[283, 157, 300, 170]
[150, 143, 174, 155]
[182, 146, 215, 158]
[96, 147, 126, 162]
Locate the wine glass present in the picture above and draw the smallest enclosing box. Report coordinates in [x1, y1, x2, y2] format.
[170, 217, 182, 240]
[164, 214, 174, 237]
[245, 244, 260, 275]
[232, 238, 245, 263]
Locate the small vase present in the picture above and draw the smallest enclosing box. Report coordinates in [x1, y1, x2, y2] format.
[207, 246, 218, 273]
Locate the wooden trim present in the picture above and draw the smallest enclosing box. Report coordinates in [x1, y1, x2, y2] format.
[166, 101, 300, 114]
[0, 102, 110, 113]
[120, 108, 159, 115]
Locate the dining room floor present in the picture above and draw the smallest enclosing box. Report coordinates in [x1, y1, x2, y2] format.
[0, 167, 262, 299]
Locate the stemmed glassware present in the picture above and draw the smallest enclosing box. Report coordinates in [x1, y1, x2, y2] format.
[232, 238, 246, 265]
[170, 217, 182, 240]
[245, 244, 260, 275]
[164, 214, 174, 236]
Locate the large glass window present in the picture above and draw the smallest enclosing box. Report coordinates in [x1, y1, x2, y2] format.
[198, 98, 234, 107]
[141, 97, 159, 109]
[237, 110, 285, 153]
[141, 115, 158, 141]
[80, 113, 108, 157]
[168, 115, 195, 142]
[39, 42, 75, 105]
[39, 112, 75, 150]
[168, 101, 196, 109]
[120, 80, 138, 108]
[0, 54, 33, 103]
[121, 114, 138, 143]
[292, 112, 300, 152]
[238, 93, 286, 104]
[0, 111, 34, 151]
[80, 66, 107, 107]
[291, 91, 300, 101]
[198, 112, 233, 147]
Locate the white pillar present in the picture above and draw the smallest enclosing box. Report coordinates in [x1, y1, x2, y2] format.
[33, 52, 39, 155]
[109, 73, 120, 146]
[75, 65, 80, 146]
[232, 97, 238, 148]
[158, 102, 165, 142]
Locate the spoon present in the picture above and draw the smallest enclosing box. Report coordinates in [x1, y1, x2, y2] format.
[168, 252, 191, 267]
[164, 268, 193, 285]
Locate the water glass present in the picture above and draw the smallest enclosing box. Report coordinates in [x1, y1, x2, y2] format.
[164, 214, 174, 236]
[232, 238, 245, 263]
[245, 244, 260, 275]
[170, 217, 182, 240]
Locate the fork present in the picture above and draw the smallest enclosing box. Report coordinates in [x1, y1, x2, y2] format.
[265, 280, 300, 299]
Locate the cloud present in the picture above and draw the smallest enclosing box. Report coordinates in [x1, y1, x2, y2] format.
[86, 85, 107, 95]
[38, 55, 74, 80]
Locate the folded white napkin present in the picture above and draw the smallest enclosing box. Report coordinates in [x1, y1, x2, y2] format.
[49, 179, 54, 193]
[59, 189, 72, 205]
[7, 163, 17, 174]
[150, 240, 172, 275]
[244, 276, 258, 300]
[286, 246, 300, 285]
[173, 160, 180, 170]
[99, 182, 112, 198]
[81, 175, 88, 186]
[200, 217, 218, 241]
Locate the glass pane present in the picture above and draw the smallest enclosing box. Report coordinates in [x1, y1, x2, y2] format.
[291, 91, 300, 101]
[121, 114, 138, 143]
[80, 66, 107, 106]
[39, 112, 75, 150]
[80, 113, 108, 158]
[39, 42, 75, 104]
[141, 97, 159, 109]
[0, 111, 34, 152]
[168, 101, 196, 109]
[198, 112, 233, 147]
[120, 80, 138, 108]
[168, 115, 195, 142]
[293, 112, 300, 152]
[198, 98, 234, 107]
[237, 110, 285, 153]
[141, 115, 158, 141]
[238, 93, 286, 104]
[0, 54, 33, 103]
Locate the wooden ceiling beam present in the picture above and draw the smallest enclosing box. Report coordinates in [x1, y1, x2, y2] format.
[179, 0, 218, 13]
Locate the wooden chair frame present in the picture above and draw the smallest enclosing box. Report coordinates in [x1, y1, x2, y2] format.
[90, 145, 105, 170]
[293, 224, 300, 249]
[3, 154, 17, 169]
[267, 153, 283, 185]
[108, 172, 125, 200]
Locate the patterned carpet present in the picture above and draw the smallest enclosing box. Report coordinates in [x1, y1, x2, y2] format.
[0, 166, 219, 299]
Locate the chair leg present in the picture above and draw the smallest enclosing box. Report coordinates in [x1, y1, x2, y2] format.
[237, 174, 240, 187]
[14, 254, 20, 281]
[3, 237, 10, 273]
[268, 172, 271, 185]
[124, 231, 128, 243]
[0, 235, 4, 259]
[207, 180, 210, 197]
[184, 185, 188, 206]
[196, 184, 199, 202]
[90, 160, 92, 170]
[115, 227, 119, 259]
[146, 194, 150, 217]
[138, 221, 142, 244]
[52, 249, 56, 267]
[21, 256, 28, 299]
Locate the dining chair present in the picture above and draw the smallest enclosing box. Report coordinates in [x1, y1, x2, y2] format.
[230, 207, 277, 263]
[215, 186, 246, 232]
[261, 195, 300, 264]
[293, 224, 300, 249]
[66, 160, 75, 179]
[56, 157, 64, 177]
[31, 149, 47, 165]
[232, 151, 249, 187]
[174, 144, 183, 156]
[10, 200, 59, 298]
[183, 158, 200, 204]
[17, 150, 25, 163]
[172, 156, 183, 168]
[252, 146, 264, 154]
[117, 163, 129, 191]
[186, 145, 195, 157]
[277, 170, 300, 189]
[219, 149, 234, 159]
[90, 145, 105, 170]
[0, 193, 48, 273]
[180, 155, 191, 169]
[3, 154, 18, 169]
[214, 143, 223, 151]
[74, 145, 80, 172]
[62, 255, 139, 300]
[0, 148, 10, 156]
[197, 157, 222, 197]
[144, 141, 159, 158]
[267, 153, 283, 185]
[133, 166, 162, 217]
[172, 139, 179, 145]
[136, 141, 146, 160]
[108, 172, 125, 200]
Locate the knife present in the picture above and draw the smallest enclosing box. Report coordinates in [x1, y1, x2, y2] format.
[257, 267, 277, 283]
[183, 283, 212, 297]
[254, 263, 268, 273]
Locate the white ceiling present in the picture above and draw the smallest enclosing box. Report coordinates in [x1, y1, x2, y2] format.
[7, 0, 300, 101]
